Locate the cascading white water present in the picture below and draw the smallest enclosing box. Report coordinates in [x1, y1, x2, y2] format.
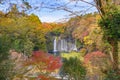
[53, 37, 77, 54]
[53, 37, 57, 52]
[72, 43, 77, 51]
[64, 39, 68, 52]
[53, 37, 57, 55]
[60, 39, 68, 52]
[61, 39, 64, 51]
[74, 40, 78, 51]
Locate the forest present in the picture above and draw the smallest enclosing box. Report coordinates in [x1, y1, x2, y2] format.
[0, 0, 120, 80]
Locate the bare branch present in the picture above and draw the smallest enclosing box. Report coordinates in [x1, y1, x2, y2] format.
[79, 0, 95, 6]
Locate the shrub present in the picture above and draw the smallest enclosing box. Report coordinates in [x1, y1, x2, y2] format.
[60, 57, 86, 80]
[84, 51, 111, 70]
[24, 51, 62, 79]
[104, 70, 120, 80]
[61, 51, 84, 61]
[84, 51, 112, 80]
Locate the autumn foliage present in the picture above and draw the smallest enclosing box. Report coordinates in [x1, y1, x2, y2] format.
[84, 51, 107, 64]
[25, 51, 62, 79]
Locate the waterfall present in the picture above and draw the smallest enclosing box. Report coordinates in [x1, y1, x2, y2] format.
[53, 37, 57, 55]
[72, 40, 77, 51]
[61, 39, 68, 52]
[53, 37, 77, 54]
[73, 43, 77, 51]
[61, 39, 64, 51]
[64, 39, 68, 52]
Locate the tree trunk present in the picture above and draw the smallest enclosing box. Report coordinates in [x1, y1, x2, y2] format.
[109, 51, 114, 63]
[108, 38, 118, 70]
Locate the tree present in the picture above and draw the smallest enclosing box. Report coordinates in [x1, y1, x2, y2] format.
[57, 0, 120, 70]
[0, 0, 120, 75]
[24, 51, 62, 79]
[93, 0, 120, 70]
[84, 51, 112, 79]
[0, 35, 15, 80]
[0, 5, 47, 53]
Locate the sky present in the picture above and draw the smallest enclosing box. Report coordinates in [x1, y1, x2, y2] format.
[0, 0, 97, 22]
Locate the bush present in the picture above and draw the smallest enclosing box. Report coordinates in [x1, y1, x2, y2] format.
[84, 51, 112, 71]
[24, 51, 62, 79]
[0, 35, 14, 80]
[84, 51, 112, 80]
[61, 51, 84, 61]
[104, 70, 120, 80]
[0, 60, 14, 80]
[60, 57, 86, 80]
